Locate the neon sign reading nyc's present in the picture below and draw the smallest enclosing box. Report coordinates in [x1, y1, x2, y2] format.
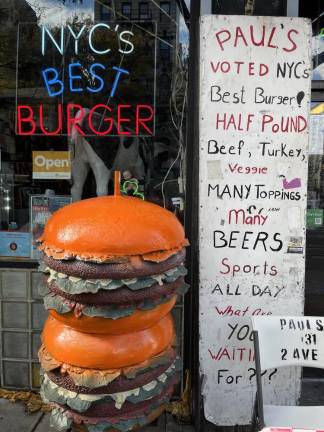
[17, 24, 154, 136]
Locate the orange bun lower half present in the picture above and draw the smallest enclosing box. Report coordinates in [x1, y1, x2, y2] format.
[42, 314, 175, 370]
[49, 296, 176, 335]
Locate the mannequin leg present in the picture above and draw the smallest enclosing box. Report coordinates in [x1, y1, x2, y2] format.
[93, 160, 110, 196]
[71, 158, 89, 202]
[83, 140, 111, 197]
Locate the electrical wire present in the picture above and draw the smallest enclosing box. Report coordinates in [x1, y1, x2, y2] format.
[95, 0, 187, 203]
[111, 0, 117, 19]
[312, 11, 324, 24]
[169, 52, 186, 126]
[161, 81, 187, 207]
[161, 37, 189, 205]
[154, 179, 177, 189]
[98, 22, 135, 130]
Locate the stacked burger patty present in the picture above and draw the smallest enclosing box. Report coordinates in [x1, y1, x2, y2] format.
[37, 194, 188, 432]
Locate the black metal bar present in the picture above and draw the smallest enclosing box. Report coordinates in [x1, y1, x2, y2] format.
[183, 0, 201, 429]
[253, 331, 265, 430]
[0, 259, 38, 269]
[175, 0, 190, 26]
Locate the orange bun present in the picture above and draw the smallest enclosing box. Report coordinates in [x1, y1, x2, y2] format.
[39, 195, 188, 262]
[49, 296, 177, 335]
[42, 314, 175, 369]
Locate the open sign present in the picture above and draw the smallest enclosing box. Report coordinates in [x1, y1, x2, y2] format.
[32, 151, 71, 179]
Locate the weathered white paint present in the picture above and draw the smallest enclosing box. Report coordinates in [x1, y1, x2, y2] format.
[199, 15, 312, 426]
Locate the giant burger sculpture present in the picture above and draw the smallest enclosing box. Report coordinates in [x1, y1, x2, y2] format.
[37, 172, 189, 432]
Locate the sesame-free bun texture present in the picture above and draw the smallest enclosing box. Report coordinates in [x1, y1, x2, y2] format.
[39, 196, 188, 263]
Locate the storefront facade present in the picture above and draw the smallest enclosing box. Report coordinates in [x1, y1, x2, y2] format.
[0, 0, 323, 430]
[0, 0, 188, 393]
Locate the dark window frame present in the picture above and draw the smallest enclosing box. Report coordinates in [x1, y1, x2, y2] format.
[139, 2, 151, 20]
[121, 2, 132, 18]
[160, 1, 171, 20]
[159, 38, 171, 61]
[100, 3, 111, 21]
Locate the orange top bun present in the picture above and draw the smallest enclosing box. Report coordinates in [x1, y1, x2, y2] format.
[39, 196, 188, 262]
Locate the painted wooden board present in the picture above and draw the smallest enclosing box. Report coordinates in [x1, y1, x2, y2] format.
[199, 15, 312, 426]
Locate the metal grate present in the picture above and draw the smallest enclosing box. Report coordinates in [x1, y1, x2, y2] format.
[0, 268, 185, 393]
[0, 268, 47, 390]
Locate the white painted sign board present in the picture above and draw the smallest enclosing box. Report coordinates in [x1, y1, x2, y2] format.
[199, 15, 312, 426]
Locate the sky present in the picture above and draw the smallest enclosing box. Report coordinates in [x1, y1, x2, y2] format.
[179, 0, 190, 56]
[26, 0, 94, 25]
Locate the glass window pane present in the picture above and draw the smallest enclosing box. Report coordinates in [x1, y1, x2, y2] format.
[160, 1, 171, 19]
[100, 4, 111, 20]
[121, 2, 131, 18]
[139, 2, 150, 19]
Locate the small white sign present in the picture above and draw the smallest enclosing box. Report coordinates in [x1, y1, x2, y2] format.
[252, 316, 324, 371]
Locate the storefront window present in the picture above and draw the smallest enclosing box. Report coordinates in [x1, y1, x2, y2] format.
[0, 0, 187, 260]
[0, 0, 188, 392]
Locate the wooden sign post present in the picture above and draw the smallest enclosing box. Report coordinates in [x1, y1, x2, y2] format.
[199, 15, 312, 425]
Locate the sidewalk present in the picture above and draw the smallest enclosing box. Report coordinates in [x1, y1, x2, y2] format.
[0, 399, 194, 432]
[1, 380, 323, 432]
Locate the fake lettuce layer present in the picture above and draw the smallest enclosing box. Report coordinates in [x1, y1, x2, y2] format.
[40, 359, 181, 413]
[42, 283, 189, 319]
[39, 344, 176, 388]
[40, 265, 187, 295]
[50, 406, 147, 432]
[49, 396, 168, 432]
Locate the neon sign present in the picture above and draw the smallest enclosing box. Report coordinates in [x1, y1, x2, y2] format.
[16, 23, 155, 136]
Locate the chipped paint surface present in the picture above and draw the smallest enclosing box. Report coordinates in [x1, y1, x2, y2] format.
[199, 15, 312, 425]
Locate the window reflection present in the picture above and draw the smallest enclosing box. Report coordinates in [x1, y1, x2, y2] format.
[0, 0, 188, 240]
